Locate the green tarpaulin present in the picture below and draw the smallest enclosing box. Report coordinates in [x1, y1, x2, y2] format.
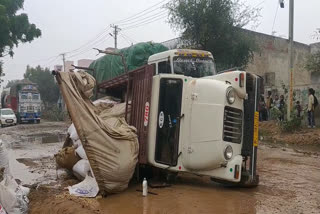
[89, 42, 168, 83]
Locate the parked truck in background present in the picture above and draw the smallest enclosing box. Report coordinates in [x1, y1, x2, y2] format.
[95, 48, 261, 187]
[1, 80, 42, 123]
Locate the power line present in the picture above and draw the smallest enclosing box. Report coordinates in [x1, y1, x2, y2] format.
[113, 0, 168, 24]
[117, 7, 166, 25]
[120, 32, 137, 44]
[65, 27, 111, 55]
[122, 14, 168, 31]
[119, 34, 132, 46]
[271, 1, 279, 35]
[120, 10, 167, 26]
[66, 35, 113, 60]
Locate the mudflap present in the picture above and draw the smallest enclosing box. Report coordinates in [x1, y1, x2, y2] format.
[210, 173, 259, 188]
[238, 171, 259, 187]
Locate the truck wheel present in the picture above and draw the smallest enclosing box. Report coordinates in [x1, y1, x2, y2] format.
[37, 120, 40, 124]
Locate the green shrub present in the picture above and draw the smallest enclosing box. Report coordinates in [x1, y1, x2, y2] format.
[42, 106, 68, 121]
[279, 114, 302, 132]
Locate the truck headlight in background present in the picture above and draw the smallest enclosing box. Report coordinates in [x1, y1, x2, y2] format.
[224, 145, 233, 160]
[226, 87, 236, 104]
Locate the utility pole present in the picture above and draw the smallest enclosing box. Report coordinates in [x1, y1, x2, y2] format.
[288, 0, 294, 121]
[110, 25, 120, 49]
[280, 0, 294, 120]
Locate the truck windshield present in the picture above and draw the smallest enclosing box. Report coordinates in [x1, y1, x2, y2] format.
[173, 57, 216, 77]
[32, 94, 40, 100]
[1, 109, 14, 115]
[21, 93, 28, 99]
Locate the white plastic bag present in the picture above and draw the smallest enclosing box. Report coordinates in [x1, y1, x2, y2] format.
[68, 124, 79, 142]
[0, 140, 10, 177]
[0, 202, 7, 214]
[73, 139, 82, 149]
[75, 145, 88, 160]
[73, 159, 90, 180]
[68, 175, 99, 198]
[0, 175, 29, 214]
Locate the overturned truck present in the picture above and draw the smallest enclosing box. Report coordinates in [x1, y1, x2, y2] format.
[55, 45, 261, 193]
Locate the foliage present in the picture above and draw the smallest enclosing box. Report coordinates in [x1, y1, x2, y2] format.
[24, 65, 59, 106]
[5, 79, 19, 88]
[305, 51, 320, 74]
[270, 107, 282, 120]
[166, 0, 260, 71]
[0, 0, 41, 81]
[279, 113, 302, 133]
[41, 105, 68, 121]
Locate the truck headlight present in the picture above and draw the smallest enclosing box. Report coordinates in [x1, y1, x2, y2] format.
[224, 145, 233, 160]
[226, 87, 236, 104]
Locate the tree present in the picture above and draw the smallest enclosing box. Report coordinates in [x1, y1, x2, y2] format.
[305, 51, 320, 73]
[0, 0, 41, 82]
[24, 65, 60, 106]
[166, 0, 259, 71]
[5, 79, 20, 88]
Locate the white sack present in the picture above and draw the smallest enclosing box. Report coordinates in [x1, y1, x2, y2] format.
[73, 139, 82, 149]
[68, 124, 79, 142]
[75, 146, 88, 160]
[0, 175, 29, 214]
[0, 202, 7, 214]
[0, 140, 10, 177]
[68, 175, 99, 198]
[73, 159, 90, 180]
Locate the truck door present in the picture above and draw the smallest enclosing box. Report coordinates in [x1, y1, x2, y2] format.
[155, 78, 183, 166]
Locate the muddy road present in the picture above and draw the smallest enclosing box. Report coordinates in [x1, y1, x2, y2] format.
[1, 121, 319, 214]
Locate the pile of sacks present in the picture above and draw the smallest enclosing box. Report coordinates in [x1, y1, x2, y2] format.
[0, 140, 29, 214]
[55, 124, 99, 198]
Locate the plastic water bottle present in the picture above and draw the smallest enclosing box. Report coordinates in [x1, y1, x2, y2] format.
[142, 178, 148, 196]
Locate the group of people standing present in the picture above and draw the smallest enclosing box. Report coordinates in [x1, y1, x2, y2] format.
[259, 91, 285, 121]
[259, 88, 318, 128]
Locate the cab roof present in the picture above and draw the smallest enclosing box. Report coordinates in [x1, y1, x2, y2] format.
[148, 49, 213, 64]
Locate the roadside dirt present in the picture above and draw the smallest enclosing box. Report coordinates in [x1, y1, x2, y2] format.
[260, 120, 320, 146]
[1, 121, 320, 214]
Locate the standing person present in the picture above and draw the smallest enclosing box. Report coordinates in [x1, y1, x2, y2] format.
[295, 101, 302, 118]
[266, 91, 273, 120]
[307, 88, 315, 128]
[274, 95, 280, 109]
[259, 96, 267, 121]
[279, 95, 285, 121]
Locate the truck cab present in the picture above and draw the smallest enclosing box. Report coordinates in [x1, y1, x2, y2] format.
[96, 49, 260, 186]
[144, 49, 260, 185]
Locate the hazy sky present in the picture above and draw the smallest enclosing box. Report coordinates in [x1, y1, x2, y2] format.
[2, 0, 320, 87]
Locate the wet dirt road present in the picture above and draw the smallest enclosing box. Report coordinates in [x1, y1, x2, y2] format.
[1, 121, 319, 214]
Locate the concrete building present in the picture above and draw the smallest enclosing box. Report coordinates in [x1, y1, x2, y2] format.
[78, 59, 94, 68]
[161, 30, 320, 107]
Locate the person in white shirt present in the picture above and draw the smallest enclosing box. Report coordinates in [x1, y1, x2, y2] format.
[307, 88, 315, 128]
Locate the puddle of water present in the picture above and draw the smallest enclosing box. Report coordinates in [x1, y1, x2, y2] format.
[98, 176, 257, 214]
[9, 133, 66, 149]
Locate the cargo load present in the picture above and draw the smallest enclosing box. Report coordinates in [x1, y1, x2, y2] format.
[88, 42, 168, 83]
[55, 71, 139, 193]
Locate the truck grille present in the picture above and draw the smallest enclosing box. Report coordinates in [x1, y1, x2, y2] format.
[27, 106, 34, 112]
[223, 106, 243, 144]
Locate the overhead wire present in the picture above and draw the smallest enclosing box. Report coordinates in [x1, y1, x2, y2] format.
[113, 0, 168, 24]
[122, 14, 168, 31]
[119, 10, 167, 26]
[120, 32, 137, 44]
[66, 34, 113, 59]
[271, 1, 279, 34]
